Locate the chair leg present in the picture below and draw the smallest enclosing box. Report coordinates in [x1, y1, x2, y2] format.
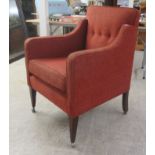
[122, 91, 129, 114]
[141, 44, 146, 69]
[29, 87, 36, 113]
[69, 116, 79, 144]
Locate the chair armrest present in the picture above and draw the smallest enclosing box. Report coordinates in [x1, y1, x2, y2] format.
[66, 24, 137, 116]
[24, 19, 88, 60]
[25, 19, 87, 86]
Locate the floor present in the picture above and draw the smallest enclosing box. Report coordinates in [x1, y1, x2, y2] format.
[10, 51, 146, 155]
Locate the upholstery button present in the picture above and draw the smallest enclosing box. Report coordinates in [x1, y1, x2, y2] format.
[99, 32, 102, 35]
[107, 32, 111, 37]
[103, 32, 110, 37]
[91, 30, 94, 35]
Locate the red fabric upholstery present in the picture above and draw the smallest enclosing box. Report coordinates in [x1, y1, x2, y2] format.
[86, 6, 139, 49]
[24, 6, 139, 117]
[29, 58, 66, 92]
[30, 76, 68, 113]
[67, 24, 138, 116]
[25, 19, 87, 85]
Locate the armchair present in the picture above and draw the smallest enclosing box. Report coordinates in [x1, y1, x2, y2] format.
[24, 6, 139, 144]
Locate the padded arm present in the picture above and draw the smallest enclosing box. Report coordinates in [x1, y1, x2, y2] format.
[25, 19, 87, 86]
[24, 19, 88, 60]
[67, 24, 137, 116]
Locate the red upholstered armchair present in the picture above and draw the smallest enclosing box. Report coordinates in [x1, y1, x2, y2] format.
[24, 6, 139, 144]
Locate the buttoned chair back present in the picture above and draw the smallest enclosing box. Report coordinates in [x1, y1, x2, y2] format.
[86, 6, 139, 49]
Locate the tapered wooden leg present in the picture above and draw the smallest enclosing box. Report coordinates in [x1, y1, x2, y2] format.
[69, 116, 79, 144]
[29, 87, 36, 113]
[122, 91, 129, 114]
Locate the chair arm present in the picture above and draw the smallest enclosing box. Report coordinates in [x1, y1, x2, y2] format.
[66, 24, 137, 116]
[24, 19, 88, 60]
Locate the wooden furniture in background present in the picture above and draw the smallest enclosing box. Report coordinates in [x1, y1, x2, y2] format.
[136, 23, 146, 51]
[26, 15, 86, 35]
[105, 0, 117, 6]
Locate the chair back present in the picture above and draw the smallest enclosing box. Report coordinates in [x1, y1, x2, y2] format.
[86, 6, 139, 49]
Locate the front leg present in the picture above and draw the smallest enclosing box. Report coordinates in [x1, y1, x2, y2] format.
[29, 87, 36, 113]
[122, 91, 129, 114]
[69, 116, 79, 144]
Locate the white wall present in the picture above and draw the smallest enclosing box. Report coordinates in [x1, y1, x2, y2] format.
[39, 0, 49, 36]
[128, 0, 134, 7]
[81, 0, 88, 4]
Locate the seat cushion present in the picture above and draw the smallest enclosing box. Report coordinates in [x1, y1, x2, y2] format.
[29, 58, 66, 92]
